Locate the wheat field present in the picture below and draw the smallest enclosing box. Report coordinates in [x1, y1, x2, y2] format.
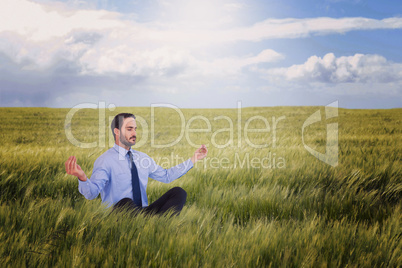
[0, 106, 401, 267]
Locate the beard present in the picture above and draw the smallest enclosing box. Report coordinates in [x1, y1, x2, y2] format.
[120, 134, 136, 147]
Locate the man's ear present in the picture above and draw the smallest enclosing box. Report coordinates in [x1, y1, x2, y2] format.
[114, 128, 120, 138]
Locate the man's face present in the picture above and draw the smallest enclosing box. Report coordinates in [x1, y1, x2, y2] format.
[118, 117, 137, 147]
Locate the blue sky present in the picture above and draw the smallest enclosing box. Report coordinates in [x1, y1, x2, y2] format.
[0, 0, 401, 108]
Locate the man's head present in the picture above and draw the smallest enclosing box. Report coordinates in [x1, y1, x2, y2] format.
[111, 113, 137, 148]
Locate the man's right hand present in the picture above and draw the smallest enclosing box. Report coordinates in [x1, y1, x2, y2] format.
[65, 156, 87, 181]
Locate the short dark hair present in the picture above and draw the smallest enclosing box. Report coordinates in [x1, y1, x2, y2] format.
[111, 113, 136, 141]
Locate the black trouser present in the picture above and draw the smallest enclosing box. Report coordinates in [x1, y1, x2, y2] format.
[113, 187, 187, 216]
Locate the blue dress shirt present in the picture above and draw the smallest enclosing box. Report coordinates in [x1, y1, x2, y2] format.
[78, 144, 194, 208]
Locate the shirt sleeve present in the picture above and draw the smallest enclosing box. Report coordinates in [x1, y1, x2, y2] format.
[148, 157, 194, 183]
[78, 157, 110, 200]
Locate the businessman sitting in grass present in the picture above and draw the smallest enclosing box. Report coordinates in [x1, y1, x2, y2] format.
[65, 112, 207, 216]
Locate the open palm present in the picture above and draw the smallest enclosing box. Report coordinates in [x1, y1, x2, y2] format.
[65, 156, 86, 181]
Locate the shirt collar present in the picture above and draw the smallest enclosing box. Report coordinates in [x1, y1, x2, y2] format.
[113, 143, 134, 158]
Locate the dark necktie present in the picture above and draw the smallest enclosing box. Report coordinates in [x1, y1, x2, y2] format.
[128, 151, 142, 207]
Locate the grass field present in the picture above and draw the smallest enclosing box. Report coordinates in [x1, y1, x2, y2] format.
[0, 106, 401, 267]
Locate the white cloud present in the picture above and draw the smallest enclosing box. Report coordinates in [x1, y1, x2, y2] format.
[78, 45, 195, 76]
[154, 0, 244, 29]
[219, 17, 402, 42]
[190, 49, 284, 77]
[76, 46, 282, 79]
[0, 0, 124, 42]
[1, 0, 402, 76]
[223, 2, 246, 11]
[263, 53, 402, 84]
[258, 53, 402, 96]
[1, 0, 402, 106]
[0, 0, 284, 77]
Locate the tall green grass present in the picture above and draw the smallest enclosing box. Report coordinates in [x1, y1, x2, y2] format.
[0, 106, 401, 267]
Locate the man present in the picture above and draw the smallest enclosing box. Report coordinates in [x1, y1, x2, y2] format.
[65, 112, 207, 216]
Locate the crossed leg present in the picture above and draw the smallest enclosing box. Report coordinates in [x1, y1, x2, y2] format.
[113, 187, 187, 217]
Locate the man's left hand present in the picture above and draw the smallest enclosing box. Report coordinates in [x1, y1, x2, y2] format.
[191, 144, 208, 164]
